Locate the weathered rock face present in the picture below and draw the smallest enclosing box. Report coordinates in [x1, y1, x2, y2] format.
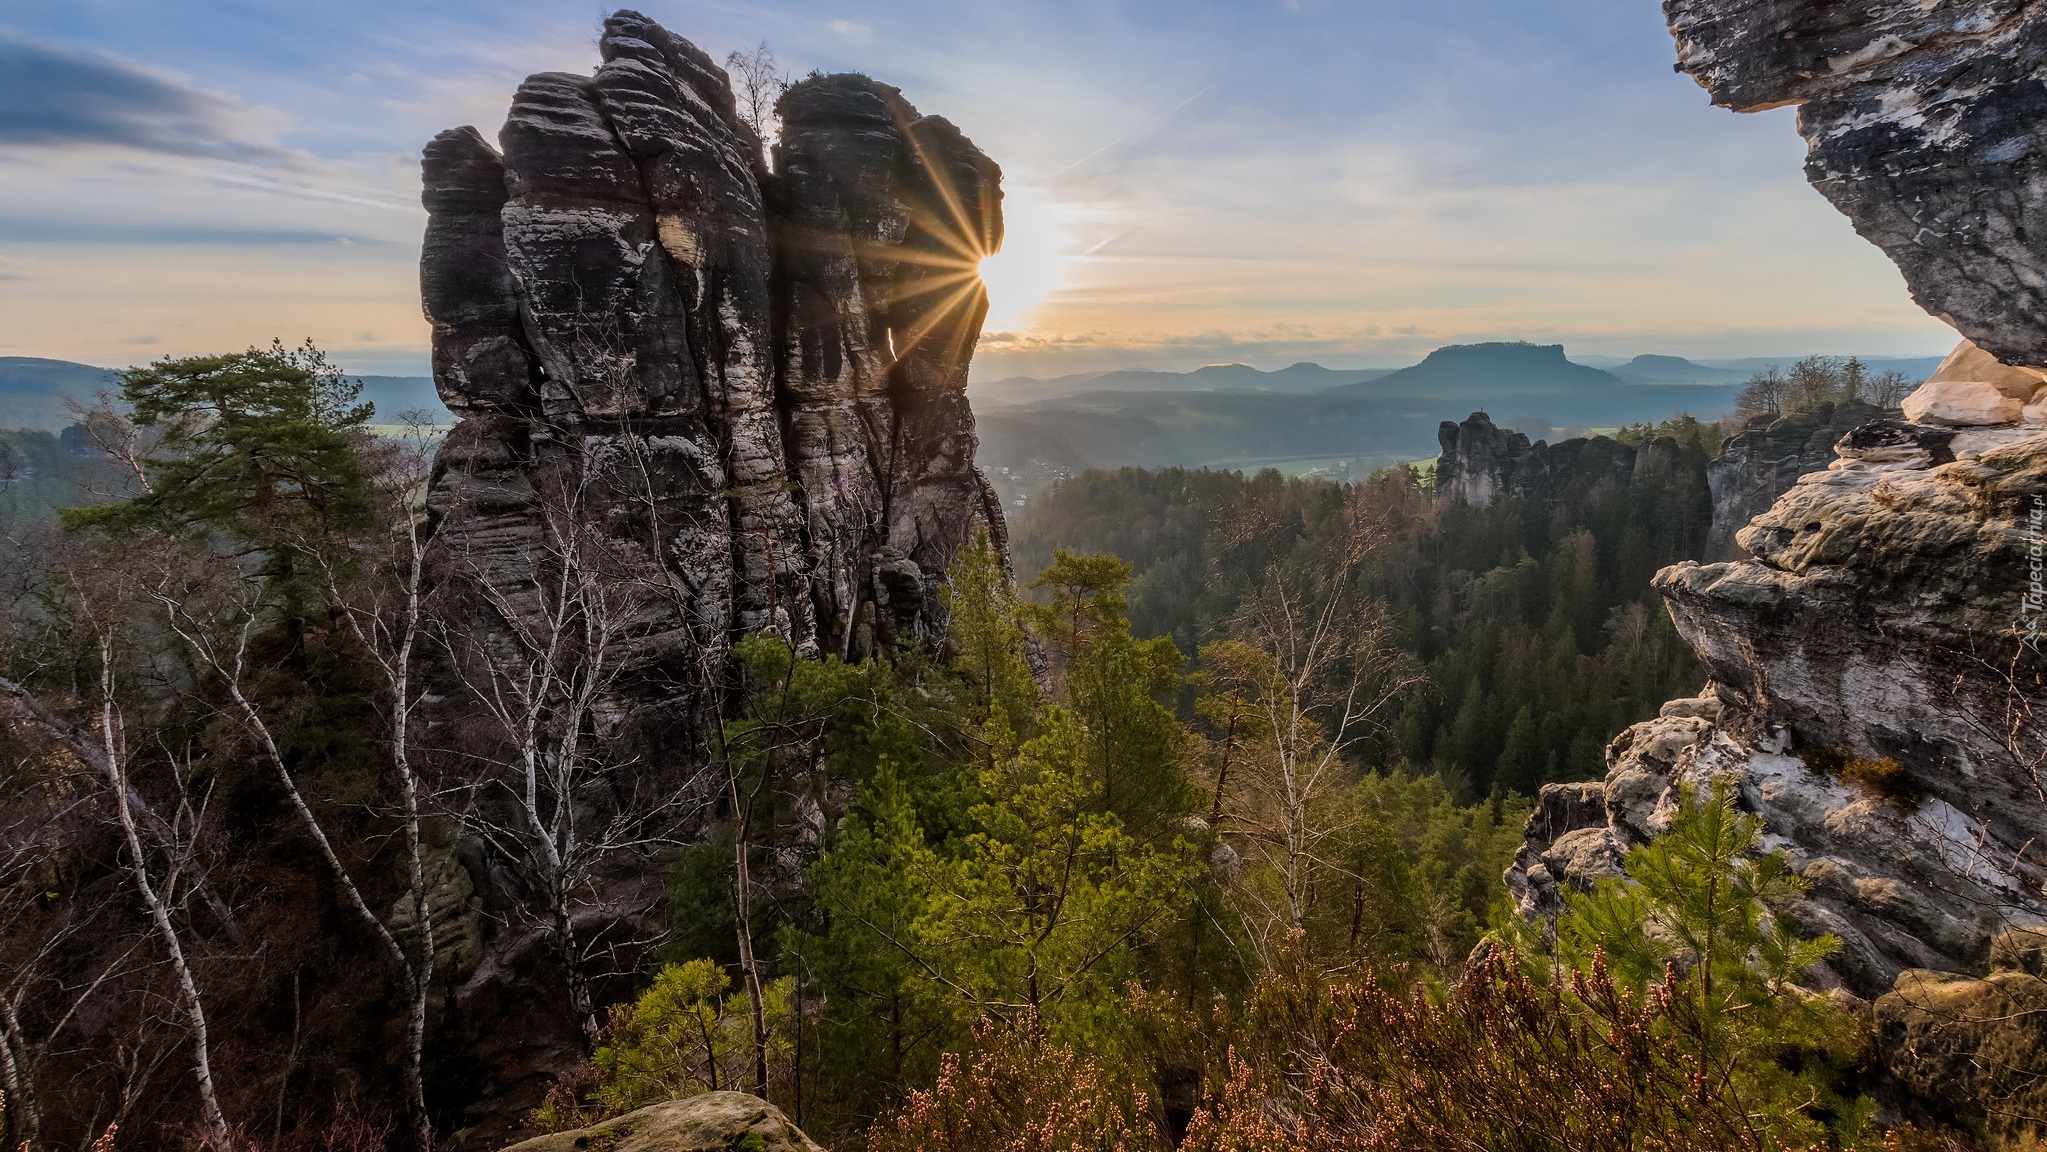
[1704, 401, 1888, 558]
[423, 10, 1007, 682]
[417, 11, 1005, 1132]
[1662, 0, 2047, 367]
[1434, 411, 1667, 509]
[1508, 424, 2047, 997]
[1873, 929, 2047, 1136]
[501, 1093, 824, 1152]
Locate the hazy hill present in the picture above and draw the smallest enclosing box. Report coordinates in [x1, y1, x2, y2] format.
[1609, 354, 1750, 384]
[0, 358, 119, 430]
[0, 358, 448, 429]
[973, 361, 1395, 406]
[1335, 341, 1624, 398]
[974, 342, 1808, 501]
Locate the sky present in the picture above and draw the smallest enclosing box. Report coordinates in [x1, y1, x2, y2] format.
[0, 0, 1961, 381]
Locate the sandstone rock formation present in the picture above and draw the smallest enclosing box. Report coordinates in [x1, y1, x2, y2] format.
[1509, 2, 2047, 1124]
[500, 1093, 824, 1152]
[1873, 928, 2047, 1136]
[1434, 411, 1670, 508]
[1902, 336, 2047, 428]
[1902, 380, 2023, 428]
[414, 11, 1006, 1132]
[1662, 0, 2047, 367]
[423, 9, 1007, 689]
[1705, 400, 1887, 558]
[1508, 420, 2047, 996]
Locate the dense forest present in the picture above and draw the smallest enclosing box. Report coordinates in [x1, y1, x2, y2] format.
[0, 351, 1976, 1151]
[1011, 415, 1721, 797]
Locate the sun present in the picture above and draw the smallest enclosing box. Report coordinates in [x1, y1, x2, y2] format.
[977, 183, 1068, 331]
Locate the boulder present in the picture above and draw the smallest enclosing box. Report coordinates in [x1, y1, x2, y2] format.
[501, 1093, 824, 1152]
[1925, 337, 2047, 403]
[1829, 420, 1956, 470]
[1900, 379, 2024, 427]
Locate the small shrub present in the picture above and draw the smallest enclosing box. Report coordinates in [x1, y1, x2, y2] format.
[1803, 745, 1851, 777]
[865, 1015, 1159, 1152]
[1841, 756, 1919, 805]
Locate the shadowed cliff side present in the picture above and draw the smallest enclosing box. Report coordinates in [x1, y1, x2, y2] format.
[412, 10, 1006, 1134]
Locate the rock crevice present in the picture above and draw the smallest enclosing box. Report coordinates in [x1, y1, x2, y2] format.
[421, 10, 1006, 709]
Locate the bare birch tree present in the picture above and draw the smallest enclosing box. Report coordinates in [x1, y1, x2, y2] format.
[1204, 483, 1427, 965]
[725, 42, 789, 156]
[0, 572, 234, 1148]
[433, 448, 700, 1043]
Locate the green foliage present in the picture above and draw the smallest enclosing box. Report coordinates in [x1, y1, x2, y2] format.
[1556, 777, 1859, 1144]
[59, 340, 376, 622]
[63, 340, 373, 542]
[1353, 772, 1530, 962]
[940, 528, 1038, 733]
[556, 960, 798, 1121]
[1616, 412, 1722, 453]
[1012, 460, 1707, 795]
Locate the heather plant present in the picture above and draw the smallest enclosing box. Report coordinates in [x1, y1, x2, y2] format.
[864, 1016, 1161, 1152]
[1181, 942, 1786, 1152]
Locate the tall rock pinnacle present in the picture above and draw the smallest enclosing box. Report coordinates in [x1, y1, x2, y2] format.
[419, 10, 1008, 708]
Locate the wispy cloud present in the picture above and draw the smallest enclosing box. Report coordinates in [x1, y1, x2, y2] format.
[0, 217, 392, 246]
[0, 33, 301, 166]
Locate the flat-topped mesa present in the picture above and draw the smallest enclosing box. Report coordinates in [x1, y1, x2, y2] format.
[420, 9, 1007, 691]
[1663, 0, 2047, 367]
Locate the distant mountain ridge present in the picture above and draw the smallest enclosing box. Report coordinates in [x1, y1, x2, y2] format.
[974, 361, 1396, 406]
[1611, 354, 1751, 384]
[0, 357, 448, 429]
[0, 357, 119, 430]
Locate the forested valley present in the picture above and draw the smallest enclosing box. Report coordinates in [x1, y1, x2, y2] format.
[2, 347, 1966, 1152]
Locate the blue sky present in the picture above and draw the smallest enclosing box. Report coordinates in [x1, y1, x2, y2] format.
[0, 0, 1958, 379]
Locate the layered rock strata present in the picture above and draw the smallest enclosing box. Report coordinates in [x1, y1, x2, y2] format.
[1509, 421, 2047, 996]
[1507, 0, 2047, 1125]
[1663, 0, 2047, 367]
[1704, 400, 1887, 558]
[415, 12, 1005, 1131]
[422, 10, 1007, 702]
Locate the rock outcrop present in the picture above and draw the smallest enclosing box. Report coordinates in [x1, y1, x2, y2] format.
[1873, 928, 2047, 1136]
[501, 1093, 824, 1152]
[415, 11, 1006, 1132]
[423, 9, 1007, 690]
[1434, 411, 1674, 509]
[1704, 401, 1887, 558]
[1662, 0, 2047, 368]
[1509, 2, 2047, 1126]
[1509, 421, 2047, 996]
